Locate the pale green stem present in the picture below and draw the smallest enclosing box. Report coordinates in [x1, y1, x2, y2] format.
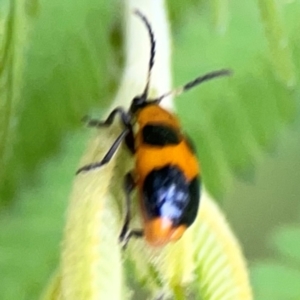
[52, 1, 172, 300]
[112, 0, 172, 110]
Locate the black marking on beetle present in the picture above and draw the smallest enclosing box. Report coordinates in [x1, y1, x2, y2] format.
[143, 165, 190, 224]
[180, 176, 201, 226]
[142, 124, 181, 146]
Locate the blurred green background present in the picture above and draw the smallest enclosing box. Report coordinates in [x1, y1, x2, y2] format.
[0, 0, 300, 299]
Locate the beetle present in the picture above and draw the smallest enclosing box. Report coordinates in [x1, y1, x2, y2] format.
[76, 10, 231, 247]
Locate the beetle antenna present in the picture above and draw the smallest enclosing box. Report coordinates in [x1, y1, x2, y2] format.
[134, 9, 156, 100]
[149, 69, 233, 104]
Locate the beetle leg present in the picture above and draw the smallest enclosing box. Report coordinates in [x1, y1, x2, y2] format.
[82, 107, 131, 128]
[119, 172, 144, 249]
[83, 107, 135, 153]
[121, 230, 144, 250]
[77, 107, 135, 174]
[119, 172, 135, 241]
[127, 229, 144, 239]
[124, 129, 135, 154]
[76, 128, 129, 174]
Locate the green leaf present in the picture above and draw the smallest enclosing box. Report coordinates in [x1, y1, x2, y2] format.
[250, 208, 300, 299]
[257, 0, 296, 87]
[175, 0, 298, 198]
[270, 225, 300, 265]
[0, 0, 119, 205]
[0, 131, 84, 300]
[0, 0, 31, 204]
[251, 262, 300, 300]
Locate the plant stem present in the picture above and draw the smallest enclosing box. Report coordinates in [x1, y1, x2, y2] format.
[57, 1, 173, 300]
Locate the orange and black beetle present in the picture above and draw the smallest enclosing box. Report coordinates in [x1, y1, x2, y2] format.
[77, 10, 231, 247]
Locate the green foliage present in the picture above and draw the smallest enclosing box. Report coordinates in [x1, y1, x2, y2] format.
[175, 0, 298, 197]
[0, 0, 299, 299]
[0, 132, 84, 299]
[251, 219, 300, 300]
[1, 0, 120, 204]
[0, 0, 32, 203]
